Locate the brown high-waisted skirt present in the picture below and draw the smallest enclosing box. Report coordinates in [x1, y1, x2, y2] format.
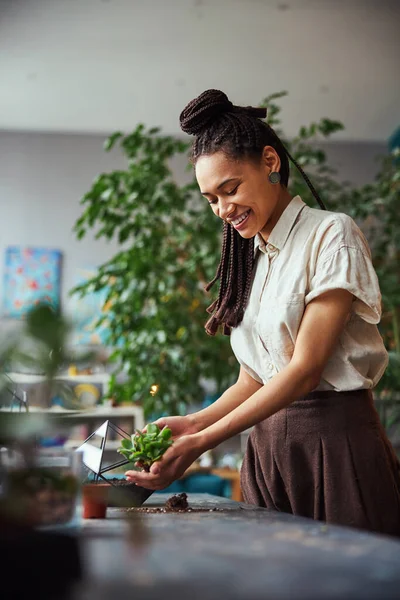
[240, 389, 400, 536]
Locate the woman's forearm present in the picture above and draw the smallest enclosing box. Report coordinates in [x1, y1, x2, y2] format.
[195, 362, 319, 450]
[191, 380, 259, 432]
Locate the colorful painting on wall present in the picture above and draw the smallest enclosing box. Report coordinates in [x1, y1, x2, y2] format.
[3, 246, 62, 318]
[70, 267, 112, 346]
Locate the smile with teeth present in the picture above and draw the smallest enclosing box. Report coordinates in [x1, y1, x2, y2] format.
[231, 209, 251, 228]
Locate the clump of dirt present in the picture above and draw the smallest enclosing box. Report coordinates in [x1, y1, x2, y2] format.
[165, 493, 189, 512]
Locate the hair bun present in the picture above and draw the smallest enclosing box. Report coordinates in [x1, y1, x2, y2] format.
[180, 89, 267, 136]
[179, 89, 233, 135]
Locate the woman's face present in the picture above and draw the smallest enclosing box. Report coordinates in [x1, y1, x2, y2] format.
[195, 147, 282, 239]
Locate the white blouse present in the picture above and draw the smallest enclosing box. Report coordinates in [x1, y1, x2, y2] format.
[230, 196, 388, 390]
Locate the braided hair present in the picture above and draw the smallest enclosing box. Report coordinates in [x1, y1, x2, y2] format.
[179, 89, 326, 336]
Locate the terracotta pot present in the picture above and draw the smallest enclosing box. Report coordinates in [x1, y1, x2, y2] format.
[82, 483, 109, 519]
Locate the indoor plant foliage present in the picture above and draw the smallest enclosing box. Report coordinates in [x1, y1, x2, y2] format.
[331, 148, 400, 434]
[259, 92, 348, 212]
[0, 304, 101, 527]
[72, 102, 347, 417]
[328, 148, 400, 370]
[1, 303, 95, 410]
[0, 305, 82, 529]
[72, 125, 236, 417]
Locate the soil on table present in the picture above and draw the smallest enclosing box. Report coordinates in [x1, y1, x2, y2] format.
[127, 493, 223, 514]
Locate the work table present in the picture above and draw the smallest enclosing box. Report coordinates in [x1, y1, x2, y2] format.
[73, 493, 400, 600]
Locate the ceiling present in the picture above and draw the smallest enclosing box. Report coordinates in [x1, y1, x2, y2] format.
[0, 0, 399, 141]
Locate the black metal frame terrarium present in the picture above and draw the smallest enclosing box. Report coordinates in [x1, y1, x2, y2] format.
[76, 420, 153, 507]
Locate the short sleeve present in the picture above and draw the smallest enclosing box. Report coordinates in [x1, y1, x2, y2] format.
[239, 360, 264, 384]
[305, 246, 381, 324]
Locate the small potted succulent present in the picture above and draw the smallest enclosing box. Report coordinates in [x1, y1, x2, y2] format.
[117, 423, 173, 471]
[81, 423, 174, 514]
[104, 423, 174, 507]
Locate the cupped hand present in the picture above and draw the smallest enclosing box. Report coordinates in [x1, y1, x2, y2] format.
[125, 434, 204, 490]
[145, 415, 198, 440]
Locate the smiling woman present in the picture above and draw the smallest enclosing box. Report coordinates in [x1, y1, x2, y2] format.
[126, 89, 400, 537]
[180, 89, 325, 337]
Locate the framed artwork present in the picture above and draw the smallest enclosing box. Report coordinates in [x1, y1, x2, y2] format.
[3, 246, 62, 318]
[70, 267, 112, 346]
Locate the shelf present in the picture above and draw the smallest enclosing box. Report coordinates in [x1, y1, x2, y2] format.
[0, 405, 143, 417]
[5, 372, 112, 384]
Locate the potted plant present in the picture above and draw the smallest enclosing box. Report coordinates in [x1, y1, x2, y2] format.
[0, 303, 110, 526]
[0, 304, 88, 597]
[71, 126, 235, 419]
[79, 423, 174, 514]
[5, 466, 80, 527]
[329, 148, 400, 443]
[108, 422, 174, 509]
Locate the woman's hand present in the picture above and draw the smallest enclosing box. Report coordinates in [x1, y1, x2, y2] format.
[148, 414, 199, 440]
[125, 433, 204, 490]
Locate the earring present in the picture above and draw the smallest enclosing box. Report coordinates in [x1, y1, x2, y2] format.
[268, 171, 281, 184]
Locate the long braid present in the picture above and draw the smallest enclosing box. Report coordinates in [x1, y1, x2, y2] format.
[284, 148, 326, 210]
[204, 221, 228, 293]
[215, 224, 237, 318]
[234, 232, 244, 317]
[241, 238, 256, 313]
[216, 223, 231, 309]
[180, 89, 324, 336]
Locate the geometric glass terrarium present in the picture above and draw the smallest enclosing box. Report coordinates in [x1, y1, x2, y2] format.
[76, 420, 130, 481]
[76, 421, 153, 507]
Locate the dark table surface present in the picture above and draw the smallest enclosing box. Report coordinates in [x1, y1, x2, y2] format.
[72, 493, 400, 600]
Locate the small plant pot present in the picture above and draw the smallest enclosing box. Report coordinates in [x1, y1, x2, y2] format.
[82, 483, 109, 519]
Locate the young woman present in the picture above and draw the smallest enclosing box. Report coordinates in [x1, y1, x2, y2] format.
[127, 89, 400, 535]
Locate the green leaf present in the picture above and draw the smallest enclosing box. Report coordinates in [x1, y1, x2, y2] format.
[160, 427, 172, 441]
[120, 438, 132, 450]
[146, 423, 159, 436]
[117, 448, 131, 459]
[104, 132, 123, 151]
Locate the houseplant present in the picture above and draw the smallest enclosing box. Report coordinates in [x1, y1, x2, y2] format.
[72, 125, 234, 418]
[0, 304, 85, 598]
[0, 304, 97, 526]
[72, 97, 347, 418]
[329, 148, 400, 438]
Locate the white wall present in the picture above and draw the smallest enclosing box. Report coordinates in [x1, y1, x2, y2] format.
[0, 131, 124, 319]
[0, 130, 386, 322]
[0, 0, 399, 141]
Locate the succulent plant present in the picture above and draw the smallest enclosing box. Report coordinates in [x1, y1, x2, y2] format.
[117, 423, 173, 471]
